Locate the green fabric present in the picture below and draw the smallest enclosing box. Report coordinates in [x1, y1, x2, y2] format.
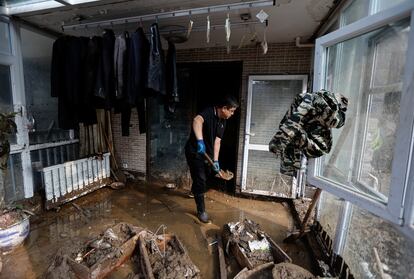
[269, 90, 348, 176]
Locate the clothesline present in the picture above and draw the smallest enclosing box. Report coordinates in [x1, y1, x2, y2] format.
[61, 0, 274, 30]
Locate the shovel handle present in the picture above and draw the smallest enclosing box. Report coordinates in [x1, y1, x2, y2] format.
[299, 188, 322, 234]
[203, 153, 216, 168]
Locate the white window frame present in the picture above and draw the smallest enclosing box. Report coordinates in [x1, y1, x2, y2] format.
[309, 1, 414, 225]
[0, 17, 34, 198]
[401, 13, 414, 238]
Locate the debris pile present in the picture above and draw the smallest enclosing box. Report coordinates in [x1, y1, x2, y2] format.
[72, 223, 137, 267]
[225, 219, 274, 267]
[139, 231, 201, 279]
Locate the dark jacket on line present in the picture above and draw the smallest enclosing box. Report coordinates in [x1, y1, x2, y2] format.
[147, 23, 166, 95]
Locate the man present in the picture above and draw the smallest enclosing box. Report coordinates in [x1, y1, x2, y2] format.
[185, 95, 239, 223]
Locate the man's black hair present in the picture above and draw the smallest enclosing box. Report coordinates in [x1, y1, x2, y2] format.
[216, 95, 239, 108]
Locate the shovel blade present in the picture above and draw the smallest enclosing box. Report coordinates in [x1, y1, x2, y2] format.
[218, 170, 234, 181]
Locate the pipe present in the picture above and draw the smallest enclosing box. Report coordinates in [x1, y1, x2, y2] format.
[295, 36, 314, 48]
[62, 0, 274, 31]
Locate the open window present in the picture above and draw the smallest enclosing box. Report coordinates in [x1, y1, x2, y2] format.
[309, 2, 414, 225]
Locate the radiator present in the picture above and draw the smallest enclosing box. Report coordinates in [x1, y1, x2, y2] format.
[42, 153, 111, 210]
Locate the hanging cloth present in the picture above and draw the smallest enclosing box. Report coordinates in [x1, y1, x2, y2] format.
[114, 32, 128, 100]
[166, 40, 179, 104]
[119, 27, 149, 136]
[94, 29, 116, 110]
[147, 23, 166, 95]
[225, 14, 231, 54]
[51, 36, 83, 129]
[206, 16, 211, 43]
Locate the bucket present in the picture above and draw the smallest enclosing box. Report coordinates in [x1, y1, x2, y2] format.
[0, 216, 30, 250]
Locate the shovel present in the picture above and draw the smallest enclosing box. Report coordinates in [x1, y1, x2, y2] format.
[204, 153, 234, 181]
[284, 188, 322, 243]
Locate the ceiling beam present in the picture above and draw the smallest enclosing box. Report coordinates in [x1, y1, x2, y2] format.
[62, 0, 274, 31]
[53, 0, 72, 6]
[12, 16, 62, 38]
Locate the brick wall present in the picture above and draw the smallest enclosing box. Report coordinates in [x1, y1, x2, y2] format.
[112, 42, 312, 186]
[112, 110, 146, 174]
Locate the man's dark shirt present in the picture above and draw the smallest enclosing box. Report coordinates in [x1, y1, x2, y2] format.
[186, 107, 226, 158]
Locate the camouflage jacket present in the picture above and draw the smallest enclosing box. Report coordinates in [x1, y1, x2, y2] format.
[269, 90, 348, 176]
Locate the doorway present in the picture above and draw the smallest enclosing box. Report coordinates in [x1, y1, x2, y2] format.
[148, 61, 242, 192]
[242, 75, 308, 198]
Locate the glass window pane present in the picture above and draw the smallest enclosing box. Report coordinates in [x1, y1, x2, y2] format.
[250, 80, 303, 145]
[343, 206, 414, 279]
[246, 150, 294, 197]
[0, 21, 11, 55]
[0, 64, 17, 144]
[341, 0, 409, 27]
[318, 191, 342, 239]
[375, 0, 408, 13]
[0, 64, 13, 112]
[342, 0, 370, 26]
[3, 153, 24, 202]
[21, 28, 73, 144]
[319, 18, 410, 203]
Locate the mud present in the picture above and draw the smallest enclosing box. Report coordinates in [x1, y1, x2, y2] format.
[145, 235, 200, 278]
[293, 199, 315, 226]
[272, 262, 315, 278]
[1, 181, 313, 279]
[234, 262, 315, 279]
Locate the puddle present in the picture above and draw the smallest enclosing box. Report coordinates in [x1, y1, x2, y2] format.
[1, 182, 313, 279]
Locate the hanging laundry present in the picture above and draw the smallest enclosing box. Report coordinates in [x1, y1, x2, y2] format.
[225, 14, 231, 42]
[114, 32, 128, 100]
[225, 14, 231, 54]
[94, 29, 115, 110]
[186, 19, 194, 39]
[269, 90, 348, 176]
[261, 26, 268, 54]
[124, 27, 150, 135]
[166, 40, 179, 105]
[51, 36, 83, 129]
[206, 16, 211, 43]
[79, 36, 100, 126]
[147, 23, 166, 95]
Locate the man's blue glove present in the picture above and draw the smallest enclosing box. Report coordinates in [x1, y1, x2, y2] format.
[196, 140, 206, 154]
[213, 161, 220, 173]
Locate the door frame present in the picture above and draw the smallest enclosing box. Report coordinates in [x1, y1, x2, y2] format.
[241, 74, 308, 197]
[1, 18, 34, 199]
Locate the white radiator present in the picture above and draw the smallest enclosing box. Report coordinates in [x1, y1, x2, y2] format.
[42, 153, 111, 209]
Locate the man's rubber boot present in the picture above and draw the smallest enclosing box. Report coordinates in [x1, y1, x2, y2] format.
[197, 211, 209, 223]
[195, 194, 210, 223]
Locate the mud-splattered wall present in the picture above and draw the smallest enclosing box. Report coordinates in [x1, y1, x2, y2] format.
[112, 42, 312, 184]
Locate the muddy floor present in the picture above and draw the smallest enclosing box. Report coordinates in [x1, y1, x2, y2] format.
[1, 182, 313, 279]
